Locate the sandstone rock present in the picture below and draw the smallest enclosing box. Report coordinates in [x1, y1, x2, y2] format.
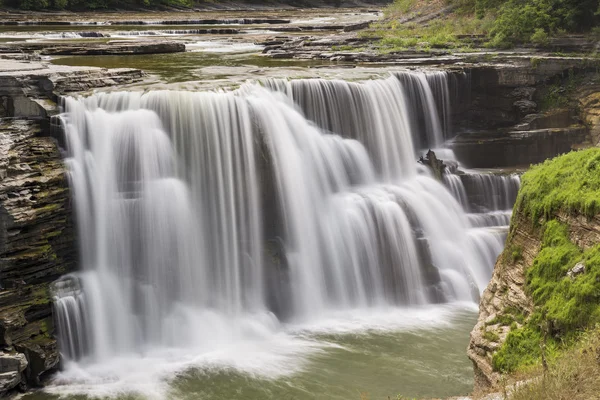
[469, 208, 600, 392]
[579, 89, 600, 146]
[468, 212, 539, 393]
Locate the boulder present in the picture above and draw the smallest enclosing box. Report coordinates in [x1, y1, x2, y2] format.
[567, 262, 585, 279]
[514, 99, 538, 116]
[0, 352, 27, 393]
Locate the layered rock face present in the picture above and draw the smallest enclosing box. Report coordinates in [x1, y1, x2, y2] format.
[0, 120, 74, 390]
[0, 59, 144, 394]
[453, 58, 600, 168]
[468, 174, 600, 393]
[467, 212, 539, 391]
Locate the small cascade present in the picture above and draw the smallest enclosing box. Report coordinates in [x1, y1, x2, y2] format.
[53, 71, 511, 376]
[460, 173, 521, 213]
[52, 276, 89, 361]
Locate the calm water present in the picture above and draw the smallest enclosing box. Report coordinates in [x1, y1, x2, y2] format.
[22, 307, 476, 400]
[51, 51, 335, 83]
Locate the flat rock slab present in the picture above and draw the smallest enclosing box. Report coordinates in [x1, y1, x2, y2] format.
[0, 41, 185, 56]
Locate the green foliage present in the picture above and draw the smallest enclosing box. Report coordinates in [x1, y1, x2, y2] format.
[445, 0, 600, 47]
[487, 0, 599, 46]
[493, 326, 545, 372]
[493, 150, 600, 373]
[531, 28, 550, 45]
[486, 306, 526, 326]
[484, 330, 501, 342]
[517, 148, 600, 222]
[510, 244, 523, 262]
[15, 0, 48, 9]
[510, 325, 600, 400]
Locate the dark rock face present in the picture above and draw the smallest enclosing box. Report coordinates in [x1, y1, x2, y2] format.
[0, 120, 75, 390]
[452, 60, 599, 168]
[452, 126, 587, 168]
[0, 61, 144, 395]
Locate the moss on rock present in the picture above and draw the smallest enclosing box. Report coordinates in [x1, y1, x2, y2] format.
[492, 149, 600, 373]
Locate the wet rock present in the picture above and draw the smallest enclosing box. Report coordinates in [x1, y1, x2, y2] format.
[452, 126, 587, 168]
[15, 338, 59, 386]
[0, 119, 75, 393]
[510, 87, 536, 101]
[0, 41, 185, 57]
[418, 149, 446, 181]
[0, 352, 27, 393]
[514, 99, 537, 116]
[343, 21, 371, 32]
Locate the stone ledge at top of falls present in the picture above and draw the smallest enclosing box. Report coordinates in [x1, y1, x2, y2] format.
[0, 40, 185, 57]
[0, 58, 144, 120]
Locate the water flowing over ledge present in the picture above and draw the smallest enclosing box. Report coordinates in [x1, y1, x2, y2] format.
[51, 71, 518, 397]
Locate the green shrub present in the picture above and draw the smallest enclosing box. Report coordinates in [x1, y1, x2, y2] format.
[531, 28, 550, 45]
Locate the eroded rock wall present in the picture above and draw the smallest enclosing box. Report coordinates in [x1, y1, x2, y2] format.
[468, 205, 600, 393]
[454, 58, 600, 168]
[0, 60, 144, 394]
[0, 120, 75, 391]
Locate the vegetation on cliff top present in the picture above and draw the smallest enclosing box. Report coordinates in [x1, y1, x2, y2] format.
[492, 149, 600, 374]
[366, 0, 600, 51]
[517, 147, 600, 221]
[510, 324, 600, 400]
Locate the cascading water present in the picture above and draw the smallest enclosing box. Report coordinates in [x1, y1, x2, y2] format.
[52, 70, 513, 397]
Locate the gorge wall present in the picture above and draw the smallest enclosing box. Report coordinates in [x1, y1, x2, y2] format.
[0, 61, 143, 392]
[0, 53, 599, 395]
[468, 148, 600, 393]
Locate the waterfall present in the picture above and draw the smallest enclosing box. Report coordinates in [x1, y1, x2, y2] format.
[53, 72, 509, 373]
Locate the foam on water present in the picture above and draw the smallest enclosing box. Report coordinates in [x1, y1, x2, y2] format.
[186, 41, 264, 53]
[45, 304, 473, 399]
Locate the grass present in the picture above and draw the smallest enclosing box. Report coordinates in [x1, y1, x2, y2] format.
[360, 0, 495, 52]
[515, 148, 600, 222]
[491, 149, 600, 374]
[510, 325, 600, 400]
[360, 0, 497, 52]
[385, 0, 419, 15]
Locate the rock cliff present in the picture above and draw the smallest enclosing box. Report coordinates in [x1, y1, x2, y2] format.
[0, 59, 144, 394]
[468, 148, 600, 393]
